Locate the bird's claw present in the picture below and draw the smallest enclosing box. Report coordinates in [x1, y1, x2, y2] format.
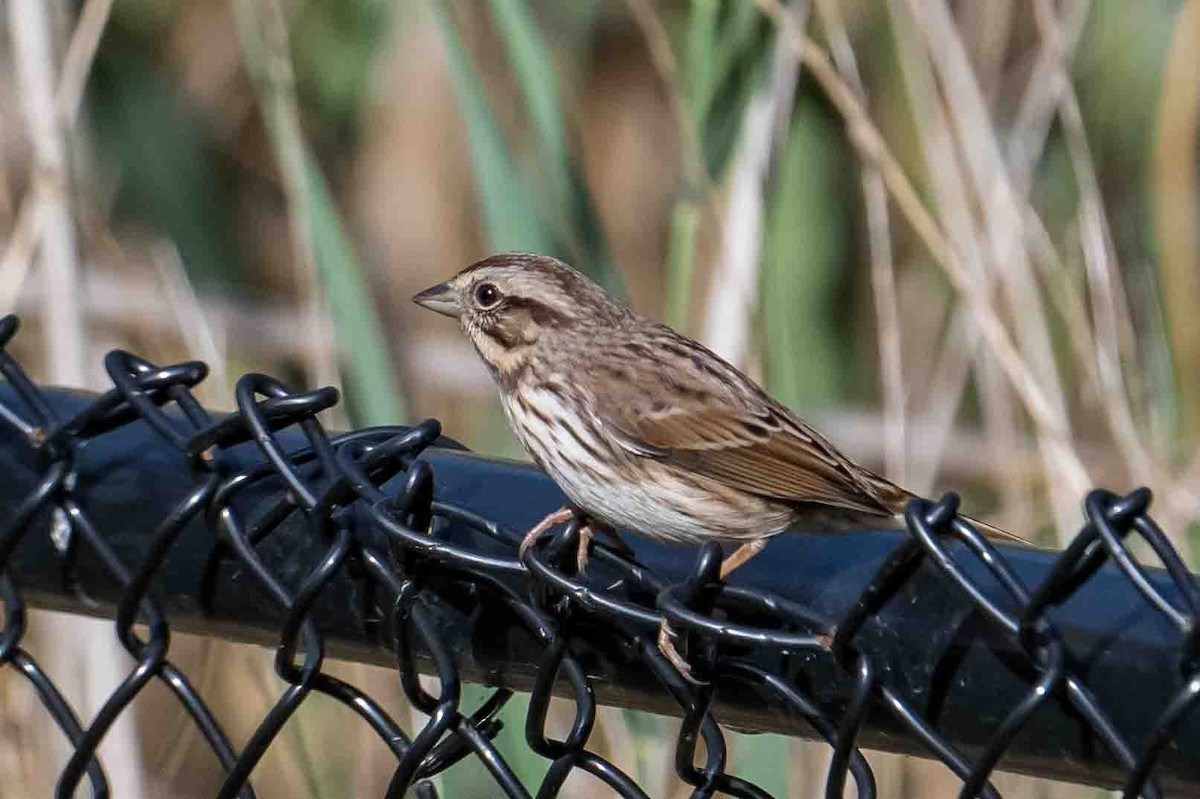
[518, 506, 576, 561]
[519, 508, 595, 576]
[575, 524, 593, 574]
[657, 621, 707, 686]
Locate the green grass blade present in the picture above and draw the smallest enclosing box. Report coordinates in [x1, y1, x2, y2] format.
[234, 0, 405, 427]
[746, 95, 847, 798]
[298, 152, 405, 425]
[487, 0, 571, 208]
[662, 0, 719, 330]
[429, 0, 551, 254]
[711, 1, 761, 92]
[483, 0, 623, 295]
[686, 0, 721, 125]
[665, 200, 702, 330]
[664, 0, 766, 330]
[762, 95, 848, 409]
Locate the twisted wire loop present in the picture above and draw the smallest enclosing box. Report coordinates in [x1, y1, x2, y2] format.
[0, 311, 1198, 799]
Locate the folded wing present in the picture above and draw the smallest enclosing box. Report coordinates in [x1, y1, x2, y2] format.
[590, 349, 907, 518]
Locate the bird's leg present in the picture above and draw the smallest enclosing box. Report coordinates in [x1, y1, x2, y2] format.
[656, 538, 771, 685]
[718, 540, 833, 650]
[518, 506, 576, 560]
[576, 523, 594, 573]
[583, 522, 636, 565]
[657, 620, 705, 686]
[519, 507, 601, 575]
[718, 537, 768, 580]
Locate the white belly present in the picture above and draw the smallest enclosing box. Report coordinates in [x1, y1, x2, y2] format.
[501, 388, 794, 544]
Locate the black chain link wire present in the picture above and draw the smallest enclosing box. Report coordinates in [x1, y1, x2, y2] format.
[0, 310, 1197, 798]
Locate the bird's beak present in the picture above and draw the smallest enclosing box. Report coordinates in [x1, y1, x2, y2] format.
[412, 281, 462, 318]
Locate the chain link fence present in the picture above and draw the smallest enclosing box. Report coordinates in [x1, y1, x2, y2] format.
[1, 312, 1198, 799]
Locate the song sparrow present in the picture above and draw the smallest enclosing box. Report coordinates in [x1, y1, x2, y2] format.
[414, 253, 1028, 678]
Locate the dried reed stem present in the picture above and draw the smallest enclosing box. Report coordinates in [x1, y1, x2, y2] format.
[814, 0, 906, 484]
[622, 0, 711, 190]
[699, 16, 800, 365]
[1155, 0, 1200, 448]
[750, 0, 1092, 501]
[889, 1, 1032, 529]
[906, 0, 1079, 536]
[150, 241, 231, 406]
[1, 0, 113, 317]
[1033, 0, 1155, 487]
[8, 1, 148, 794]
[9, 0, 85, 386]
[56, 0, 115, 122]
[1028, 0, 1200, 534]
[1007, 0, 1091, 192]
[0, 189, 49, 313]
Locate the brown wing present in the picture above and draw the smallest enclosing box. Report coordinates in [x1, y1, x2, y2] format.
[588, 338, 908, 518]
[582, 328, 1034, 545]
[602, 396, 1040, 544]
[607, 401, 906, 517]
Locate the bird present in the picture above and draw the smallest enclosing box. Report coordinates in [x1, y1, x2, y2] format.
[413, 252, 1030, 679]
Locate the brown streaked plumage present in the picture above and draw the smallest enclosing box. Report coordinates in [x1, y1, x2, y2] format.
[414, 253, 1029, 678]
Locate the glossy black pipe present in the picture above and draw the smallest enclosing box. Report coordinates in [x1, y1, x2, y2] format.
[0, 385, 1195, 794]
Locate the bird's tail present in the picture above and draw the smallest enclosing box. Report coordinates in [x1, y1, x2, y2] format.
[870, 477, 1038, 547]
[962, 514, 1037, 547]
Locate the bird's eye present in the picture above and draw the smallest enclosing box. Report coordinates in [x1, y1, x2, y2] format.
[474, 282, 501, 308]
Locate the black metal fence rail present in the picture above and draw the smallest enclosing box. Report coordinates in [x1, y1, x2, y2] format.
[1, 312, 1199, 799]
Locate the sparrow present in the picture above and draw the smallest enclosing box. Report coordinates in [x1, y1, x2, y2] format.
[414, 253, 1028, 678]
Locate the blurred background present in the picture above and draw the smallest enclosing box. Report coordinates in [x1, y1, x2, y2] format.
[1, 0, 1198, 796]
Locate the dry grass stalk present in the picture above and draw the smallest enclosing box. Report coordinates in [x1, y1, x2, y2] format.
[1154, 0, 1200, 452]
[1, 0, 113, 316]
[699, 13, 801, 365]
[1030, 0, 1200, 532]
[885, 5, 992, 498]
[1007, 0, 1092, 193]
[814, 0, 906, 485]
[1032, 0, 1155, 485]
[149, 241, 232, 407]
[8, 0, 85, 386]
[896, 0, 1037, 532]
[0, 188, 49, 313]
[749, 0, 1093, 508]
[889, 0, 1033, 529]
[1021, 209, 1104, 407]
[56, 0, 115, 122]
[15, 268, 330, 369]
[905, 0, 1080, 537]
[6, 0, 151, 795]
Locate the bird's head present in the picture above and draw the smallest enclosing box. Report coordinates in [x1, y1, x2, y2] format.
[413, 253, 629, 377]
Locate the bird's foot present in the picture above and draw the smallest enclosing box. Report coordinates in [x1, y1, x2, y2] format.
[718, 537, 768, 581]
[575, 524, 594, 573]
[518, 506, 575, 559]
[519, 507, 596, 574]
[576, 523, 635, 572]
[657, 620, 707, 686]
